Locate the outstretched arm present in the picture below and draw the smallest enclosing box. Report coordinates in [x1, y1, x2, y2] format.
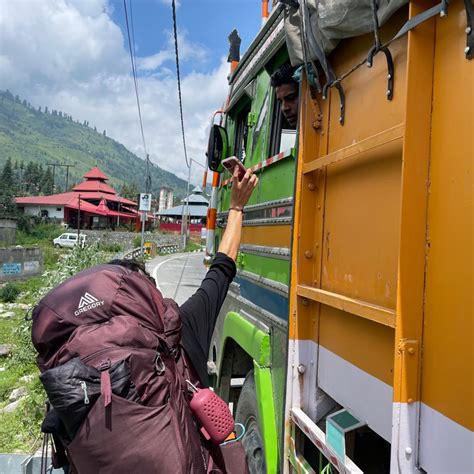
[179, 164, 258, 385]
[217, 165, 258, 261]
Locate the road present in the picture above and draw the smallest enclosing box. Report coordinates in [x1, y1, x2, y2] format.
[146, 252, 207, 305]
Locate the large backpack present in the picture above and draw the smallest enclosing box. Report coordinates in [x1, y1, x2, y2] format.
[32, 263, 210, 473]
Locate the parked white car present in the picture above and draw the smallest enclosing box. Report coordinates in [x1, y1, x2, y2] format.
[53, 233, 87, 248]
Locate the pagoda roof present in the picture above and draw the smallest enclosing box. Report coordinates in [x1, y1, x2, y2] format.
[15, 191, 137, 207]
[96, 198, 138, 218]
[83, 167, 109, 181]
[72, 180, 117, 194]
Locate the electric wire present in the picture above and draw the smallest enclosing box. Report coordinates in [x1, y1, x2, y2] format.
[123, 0, 147, 156]
[123, 0, 152, 193]
[171, 0, 190, 168]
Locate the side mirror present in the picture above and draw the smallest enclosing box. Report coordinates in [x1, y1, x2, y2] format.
[207, 125, 228, 172]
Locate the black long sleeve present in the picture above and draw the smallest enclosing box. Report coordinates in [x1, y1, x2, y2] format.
[180, 252, 236, 387]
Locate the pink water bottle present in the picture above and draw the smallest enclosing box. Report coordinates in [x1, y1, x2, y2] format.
[187, 381, 235, 444]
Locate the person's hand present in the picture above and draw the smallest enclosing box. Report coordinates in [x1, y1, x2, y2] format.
[230, 165, 258, 210]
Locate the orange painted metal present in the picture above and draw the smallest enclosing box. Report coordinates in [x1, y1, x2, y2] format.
[392, 1, 436, 406]
[207, 208, 217, 229]
[420, 0, 473, 429]
[241, 224, 292, 248]
[262, 0, 269, 20]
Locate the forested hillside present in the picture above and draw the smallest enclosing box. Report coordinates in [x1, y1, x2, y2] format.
[0, 90, 187, 199]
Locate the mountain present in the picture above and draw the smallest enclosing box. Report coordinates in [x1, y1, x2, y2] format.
[0, 90, 187, 200]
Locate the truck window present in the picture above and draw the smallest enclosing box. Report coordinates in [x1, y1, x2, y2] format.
[269, 90, 297, 156]
[234, 103, 250, 162]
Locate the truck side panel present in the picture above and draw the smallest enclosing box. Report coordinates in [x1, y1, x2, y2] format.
[418, 1, 473, 471]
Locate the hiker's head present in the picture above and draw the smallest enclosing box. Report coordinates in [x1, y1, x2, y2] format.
[271, 63, 299, 128]
[108, 259, 156, 285]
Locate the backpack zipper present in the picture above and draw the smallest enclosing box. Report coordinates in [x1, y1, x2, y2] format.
[79, 381, 90, 405]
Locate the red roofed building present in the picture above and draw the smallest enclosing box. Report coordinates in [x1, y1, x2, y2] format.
[15, 167, 142, 229]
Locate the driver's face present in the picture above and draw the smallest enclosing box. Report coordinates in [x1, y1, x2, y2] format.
[275, 83, 299, 128]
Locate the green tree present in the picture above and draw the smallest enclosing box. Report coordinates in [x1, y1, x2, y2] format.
[119, 182, 139, 200]
[0, 158, 17, 216]
[42, 167, 54, 194]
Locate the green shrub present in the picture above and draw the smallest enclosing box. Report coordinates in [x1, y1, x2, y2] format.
[97, 242, 123, 253]
[133, 235, 142, 248]
[0, 283, 20, 302]
[16, 222, 63, 246]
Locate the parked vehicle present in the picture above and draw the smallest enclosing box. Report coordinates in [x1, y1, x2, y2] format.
[205, 1, 473, 473]
[53, 233, 87, 248]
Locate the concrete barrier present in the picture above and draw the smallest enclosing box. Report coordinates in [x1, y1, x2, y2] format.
[0, 218, 17, 247]
[0, 247, 43, 282]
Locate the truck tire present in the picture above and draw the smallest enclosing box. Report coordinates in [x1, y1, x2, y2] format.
[235, 371, 266, 474]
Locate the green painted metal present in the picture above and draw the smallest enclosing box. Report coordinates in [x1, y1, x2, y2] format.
[221, 311, 271, 366]
[237, 252, 290, 285]
[245, 71, 272, 168]
[219, 153, 296, 211]
[212, 36, 296, 474]
[254, 361, 279, 474]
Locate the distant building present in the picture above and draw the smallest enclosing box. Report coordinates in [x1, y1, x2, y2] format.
[15, 167, 147, 229]
[159, 187, 174, 212]
[155, 186, 208, 234]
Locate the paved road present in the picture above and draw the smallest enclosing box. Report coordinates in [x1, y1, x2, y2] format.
[146, 252, 207, 305]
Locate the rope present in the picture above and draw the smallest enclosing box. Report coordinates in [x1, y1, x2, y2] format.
[371, 0, 381, 48]
[171, 0, 190, 168]
[123, 0, 148, 156]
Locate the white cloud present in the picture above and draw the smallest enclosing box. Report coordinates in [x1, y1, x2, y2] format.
[0, 0, 228, 184]
[137, 31, 209, 72]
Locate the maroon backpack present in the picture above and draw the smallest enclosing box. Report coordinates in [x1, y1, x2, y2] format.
[32, 263, 240, 474]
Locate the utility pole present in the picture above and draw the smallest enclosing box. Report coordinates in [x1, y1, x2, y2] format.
[117, 198, 121, 227]
[64, 164, 74, 191]
[77, 194, 81, 240]
[47, 163, 75, 192]
[181, 158, 206, 248]
[181, 160, 192, 247]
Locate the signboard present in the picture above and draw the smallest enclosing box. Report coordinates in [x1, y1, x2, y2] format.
[2, 263, 21, 275]
[24, 261, 40, 273]
[139, 193, 152, 212]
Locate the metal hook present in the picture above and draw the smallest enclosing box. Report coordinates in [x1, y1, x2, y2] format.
[367, 0, 394, 100]
[322, 80, 346, 125]
[464, 0, 473, 60]
[367, 46, 394, 100]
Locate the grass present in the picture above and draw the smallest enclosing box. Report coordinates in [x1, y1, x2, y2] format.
[184, 240, 203, 252]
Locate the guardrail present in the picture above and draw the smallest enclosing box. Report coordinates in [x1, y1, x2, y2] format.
[123, 247, 142, 260]
[122, 244, 180, 260]
[157, 244, 180, 254]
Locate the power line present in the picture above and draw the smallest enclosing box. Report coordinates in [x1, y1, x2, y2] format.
[123, 0, 152, 194]
[123, 0, 147, 156]
[171, 0, 190, 168]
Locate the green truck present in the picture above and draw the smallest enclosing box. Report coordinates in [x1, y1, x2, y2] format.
[205, 6, 294, 473]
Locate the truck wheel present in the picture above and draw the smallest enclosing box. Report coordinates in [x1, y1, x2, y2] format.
[235, 371, 266, 474]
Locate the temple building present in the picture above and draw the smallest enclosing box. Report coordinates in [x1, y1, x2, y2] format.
[15, 167, 142, 229]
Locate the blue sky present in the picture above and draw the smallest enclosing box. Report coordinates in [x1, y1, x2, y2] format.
[0, 0, 269, 184]
[110, 0, 262, 76]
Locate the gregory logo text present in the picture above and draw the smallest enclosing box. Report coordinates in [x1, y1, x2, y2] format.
[75, 292, 104, 316]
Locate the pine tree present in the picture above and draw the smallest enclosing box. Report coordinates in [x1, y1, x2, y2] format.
[43, 167, 54, 195]
[0, 158, 17, 216]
